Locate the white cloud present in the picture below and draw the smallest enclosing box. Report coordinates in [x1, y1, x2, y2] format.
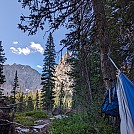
[10, 47, 19, 54]
[18, 47, 31, 55]
[13, 41, 18, 45]
[10, 47, 31, 55]
[10, 41, 43, 55]
[30, 42, 44, 54]
[36, 65, 43, 69]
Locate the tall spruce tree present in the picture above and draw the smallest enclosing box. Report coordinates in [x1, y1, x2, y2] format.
[35, 90, 40, 110]
[58, 82, 65, 110]
[11, 70, 19, 104]
[0, 41, 7, 98]
[41, 32, 56, 112]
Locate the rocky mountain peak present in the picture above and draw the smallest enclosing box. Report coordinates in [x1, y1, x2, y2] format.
[2, 64, 42, 94]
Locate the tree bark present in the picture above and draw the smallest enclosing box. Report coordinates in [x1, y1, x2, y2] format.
[92, 0, 116, 89]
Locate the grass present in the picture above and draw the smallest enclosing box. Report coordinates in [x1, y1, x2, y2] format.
[14, 110, 48, 126]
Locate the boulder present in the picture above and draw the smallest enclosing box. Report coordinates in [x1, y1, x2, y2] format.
[52, 107, 61, 116]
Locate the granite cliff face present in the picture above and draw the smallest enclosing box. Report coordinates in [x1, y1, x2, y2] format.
[54, 51, 73, 107]
[2, 64, 42, 94]
[54, 52, 73, 96]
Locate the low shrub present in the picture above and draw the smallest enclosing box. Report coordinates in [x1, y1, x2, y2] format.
[25, 110, 48, 119]
[14, 116, 34, 126]
[50, 114, 118, 134]
[14, 110, 48, 126]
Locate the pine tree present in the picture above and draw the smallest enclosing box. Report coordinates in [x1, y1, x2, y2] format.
[0, 41, 7, 98]
[5, 92, 10, 105]
[69, 52, 88, 112]
[17, 93, 25, 112]
[35, 90, 40, 110]
[41, 32, 56, 112]
[18, 0, 120, 89]
[11, 70, 19, 104]
[73, 60, 82, 111]
[105, 0, 133, 79]
[27, 96, 34, 111]
[58, 82, 65, 110]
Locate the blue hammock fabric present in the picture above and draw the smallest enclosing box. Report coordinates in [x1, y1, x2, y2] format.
[108, 57, 134, 133]
[102, 87, 119, 117]
[117, 72, 134, 134]
[119, 73, 134, 124]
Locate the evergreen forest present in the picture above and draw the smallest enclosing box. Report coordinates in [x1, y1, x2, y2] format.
[0, 0, 133, 134]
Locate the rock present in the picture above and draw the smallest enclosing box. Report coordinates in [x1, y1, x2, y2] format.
[50, 115, 68, 120]
[52, 107, 61, 116]
[16, 127, 30, 133]
[64, 109, 73, 115]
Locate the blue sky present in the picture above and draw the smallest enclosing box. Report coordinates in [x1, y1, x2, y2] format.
[0, 0, 67, 73]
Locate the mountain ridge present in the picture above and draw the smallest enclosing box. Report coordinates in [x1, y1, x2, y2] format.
[2, 63, 42, 94]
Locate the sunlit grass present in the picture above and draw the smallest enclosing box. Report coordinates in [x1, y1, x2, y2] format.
[14, 110, 48, 126]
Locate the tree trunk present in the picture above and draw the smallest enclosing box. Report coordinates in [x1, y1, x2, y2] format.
[92, 0, 116, 89]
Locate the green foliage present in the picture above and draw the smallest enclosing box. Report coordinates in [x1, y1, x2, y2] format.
[0, 41, 7, 97]
[35, 90, 40, 110]
[58, 81, 65, 110]
[14, 110, 48, 126]
[17, 93, 26, 112]
[50, 83, 118, 134]
[26, 96, 34, 111]
[25, 110, 48, 119]
[15, 115, 34, 126]
[9, 95, 14, 104]
[41, 32, 56, 111]
[68, 53, 84, 111]
[105, 0, 133, 78]
[11, 70, 19, 104]
[50, 114, 117, 134]
[17, 0, 133, 133]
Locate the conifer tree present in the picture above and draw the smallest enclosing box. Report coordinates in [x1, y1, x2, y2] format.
[5, 92, 10, 105]
[41, 32, 56, 112]
[0, 41, 7, 98]
[69, 53, 81, 111]
[35, 90, 40, 110]
[58, 82, 65, 110]
[105, 0, 134, 80]
[18, 0, 121, 89]
[17, 93, 25, 112]
[27, 96, 34, 111]
[11, 70, 19, 104]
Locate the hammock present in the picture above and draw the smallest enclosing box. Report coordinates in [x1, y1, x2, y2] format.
[109, 57, 134, 134]
[116, 72, 134, 134]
